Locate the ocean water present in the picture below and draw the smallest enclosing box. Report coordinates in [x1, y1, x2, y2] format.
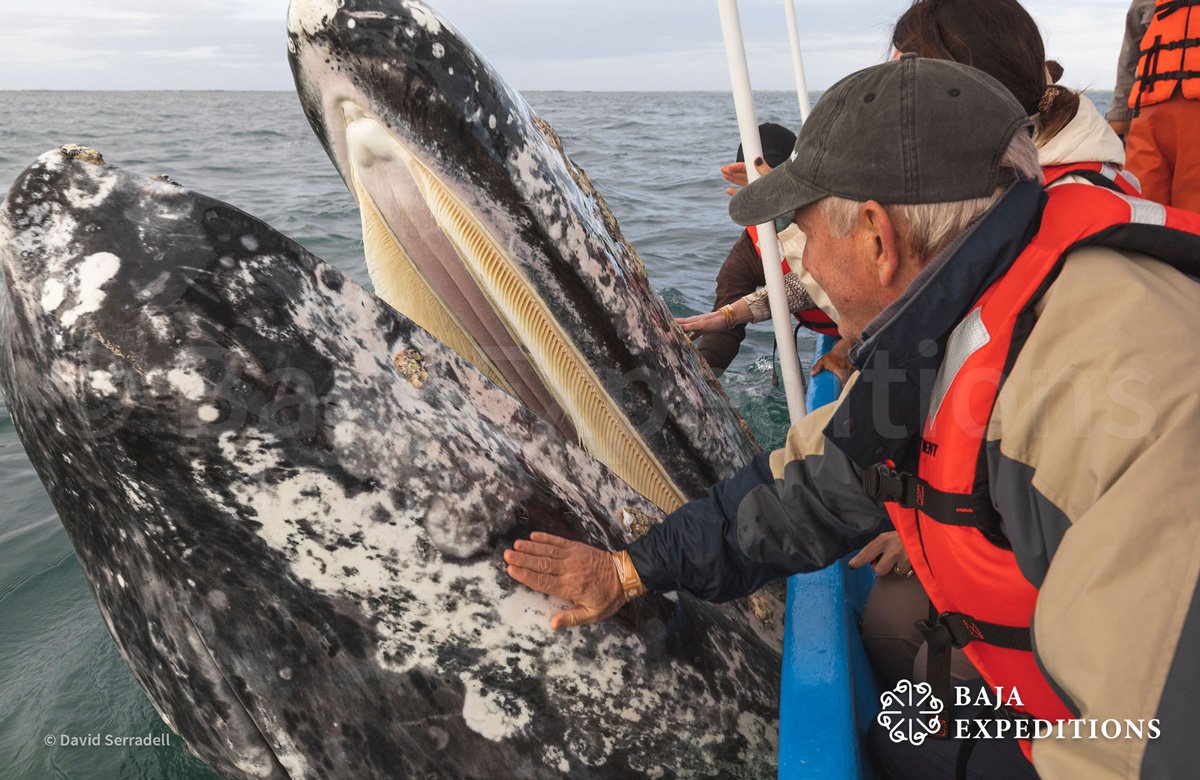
[0, 88, 1113, 779]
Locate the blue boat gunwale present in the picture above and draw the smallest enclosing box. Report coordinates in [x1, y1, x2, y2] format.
[777, 334, 881, 779]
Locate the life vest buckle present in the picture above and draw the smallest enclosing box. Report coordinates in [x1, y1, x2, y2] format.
[862, 462, 918, 507]
[916, 611, 975, 649]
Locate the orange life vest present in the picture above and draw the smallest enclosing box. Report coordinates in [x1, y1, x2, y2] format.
[1129, 0, 1200, 112]
[744, 224, 840, 337]
[1041, 162, 1142, 196]
[863, 184, 1200, 758]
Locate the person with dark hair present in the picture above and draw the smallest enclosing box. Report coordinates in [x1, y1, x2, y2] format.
[1120, 0, 1200, 211]
[676, 122, 839, 376]
[893, 0, 1135, 190]
[505, 56, 1200, 780]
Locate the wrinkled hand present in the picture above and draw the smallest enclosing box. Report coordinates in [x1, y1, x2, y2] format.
[675, 310, 728, 337]
[720, 158, 773, 196]
[848, 531, 911, 577]
[811, 338, 854, 384]
[504, 532, 626, 630]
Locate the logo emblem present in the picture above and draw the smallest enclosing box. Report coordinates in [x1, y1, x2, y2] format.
[876, 680, 945, 745]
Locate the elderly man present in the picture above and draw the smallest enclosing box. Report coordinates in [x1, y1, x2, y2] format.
[505, 56, 1200, 779]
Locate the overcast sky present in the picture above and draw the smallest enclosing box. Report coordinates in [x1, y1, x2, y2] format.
[0, 0, 1133, 92]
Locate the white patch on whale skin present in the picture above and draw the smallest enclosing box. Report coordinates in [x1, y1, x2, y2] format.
[61, 252, 120, 327]
[89, 370, 118, 396]
[216, 431, 277, 479]
[197, 405, 219, 423]
[431, 42, 445, 58]
[166, 369, 205, 401]
[41, 279, 65, 312]
[541, 746, 569, 774]
[460, 675, 531, 741]
[403, 0, 443, 34]
[287, 0, 341, 37]
[64, 169, 117, 210]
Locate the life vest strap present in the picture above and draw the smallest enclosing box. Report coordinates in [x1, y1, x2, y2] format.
[1140, 36, 1200, 54]
[1064, 169, 1136, 193]
[1157, 0, 1200, 21]
[862, 463, 916, 505]
[917, 605, 1033, 750]
[916, 611, 1032, 653]
[1137, 67, 1200, 88]
[862, 463, 977, 526]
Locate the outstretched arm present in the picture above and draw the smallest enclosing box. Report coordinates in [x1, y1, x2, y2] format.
[506, 377, 888, 626]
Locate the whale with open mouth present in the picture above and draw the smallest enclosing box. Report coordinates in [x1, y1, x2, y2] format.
[286, 0, 761, 512]
[0, 148, 781, 778]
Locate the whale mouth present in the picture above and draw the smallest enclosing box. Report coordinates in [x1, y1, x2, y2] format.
[338, 102, 688, 512]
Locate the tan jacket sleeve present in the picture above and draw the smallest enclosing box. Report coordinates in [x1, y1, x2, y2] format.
[989, 246, 1200, 777]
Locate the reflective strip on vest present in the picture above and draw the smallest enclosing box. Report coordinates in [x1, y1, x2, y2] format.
[1040, 162, 1143, 196]
[927, 307, 990, 428]
[1117, 193, 1169, 225]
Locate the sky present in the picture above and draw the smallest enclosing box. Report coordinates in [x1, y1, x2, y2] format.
[0, 0, 1134, 92]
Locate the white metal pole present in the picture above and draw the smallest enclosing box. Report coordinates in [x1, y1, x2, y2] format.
[784, 0, 812, 120]
[717, 0, 805, 423]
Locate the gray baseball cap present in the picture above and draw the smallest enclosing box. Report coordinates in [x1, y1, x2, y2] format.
[729, 54, 1032, 226]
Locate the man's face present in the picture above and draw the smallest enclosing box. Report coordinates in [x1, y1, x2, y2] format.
[793, 203, 886, 342]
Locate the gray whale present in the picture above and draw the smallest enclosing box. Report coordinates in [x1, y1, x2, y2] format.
[0, 148, 781, 778]
[287, 0, 761, 513]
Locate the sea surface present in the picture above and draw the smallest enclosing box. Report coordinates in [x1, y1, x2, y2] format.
[0, 88, 1113, 779]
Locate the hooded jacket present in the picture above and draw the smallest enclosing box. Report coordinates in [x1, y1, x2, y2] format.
[1039, 94, 1127, 174]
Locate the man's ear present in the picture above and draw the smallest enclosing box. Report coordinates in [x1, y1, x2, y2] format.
[858, 201, 904, 288]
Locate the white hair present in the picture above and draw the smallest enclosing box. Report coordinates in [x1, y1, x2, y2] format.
[818, 132, 1043, 262]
